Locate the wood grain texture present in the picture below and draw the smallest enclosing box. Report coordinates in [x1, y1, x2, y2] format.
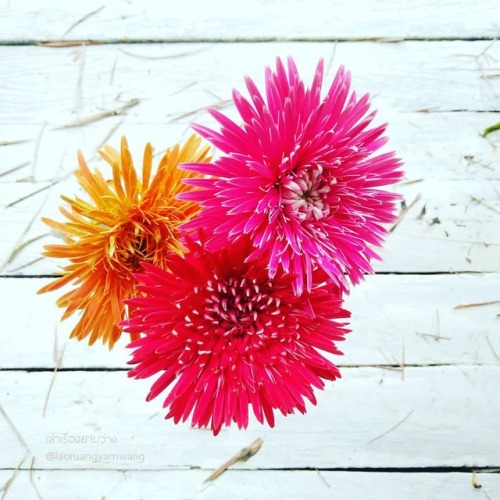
[1, 2, 499, 497]
[1, 0, 499, 41]
[1, 470, 499, 500]
[1, 366, 500, 470]
[1, 274, 498, 369]
[1, 177, 499, 275]
[1, 42, 498, 281]
[0, 41, 499, 130]
[2, 112, 499, 184]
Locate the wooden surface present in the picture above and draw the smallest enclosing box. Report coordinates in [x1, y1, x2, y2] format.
[1, 1, 499, 499]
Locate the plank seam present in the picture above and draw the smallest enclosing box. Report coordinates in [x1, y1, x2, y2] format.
[0, 466, 499, 473]
[1, 364, 497, 372]
[1, 271, 498, 279]
[0, 36, 497, 47]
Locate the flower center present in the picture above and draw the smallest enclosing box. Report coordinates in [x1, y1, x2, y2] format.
[281, 164, 337, 221]
[106, 215, 167, 275]
[198, 275, 284, 339]
[123, 235, 151, 271]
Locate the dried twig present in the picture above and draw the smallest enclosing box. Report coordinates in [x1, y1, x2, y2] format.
[416, 332, 451, 341]
[5, 163, 74, 209]
[454, 300, 500, 310]
[119, 45, 210, 60]
[471, 471, 496, 500]
[0, 405, 31, 498]
[315, 468, 331, 488]
[325, 42, 337, 74]
[0, 451, 30, 500]
[204, 438, 263, 483]
[416, 204, 426, 220]
[7, 257, 45, 274]
[464, 155, 494, 171]
[416, 309, 451, 341]
[61, 5, 105, 38]
[377, 348, 405, 373]
[400, 341, 405, 380]
[2, 174, 60, 272]
[96, 117, 125, 150]
[73, 46, 86, 112]
[170, 81, 198, 96]
[32, 122, 48, 180]
[398, 178, 424, 186]
[481, 72, 500, 79]
[483, 490, 493, 500]
[43, 331, 67, 418]
[170, 99, 232, 122]
[5, 182, 55, 208]
[472, 470, 482, 489]
[38, 40, 101, 48]
[369, 409, 414, 443]
[2, 234, 49, 269]
[485, 335, 500, 363]
[0, 139, 30, 147]
[29, 457, 44, 500]
[109, 52, 119, 85]
[416, 107, 440, 113]
[0, 161, 30, 178]
[375, 37, 405, 43]
[470, 195, 500, 215]
[0, 404, 29, 451]
[389, 193, 422, 233]
[55, 98, 140, 129]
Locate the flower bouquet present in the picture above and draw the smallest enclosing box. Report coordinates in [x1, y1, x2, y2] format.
[40, 57, 402, 435]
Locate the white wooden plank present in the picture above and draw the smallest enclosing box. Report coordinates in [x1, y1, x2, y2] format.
[1, 366, 499, 469]
[0, 274, 498, 369]
[0, 42, 499, 132]
[1, 112, 499, 184]
[1, 177, 498, 275]
[1, 470, 499, 500]
[1, 0, 499, 41]
[374, 222, 500, 274]
[0, 3, 497, 495]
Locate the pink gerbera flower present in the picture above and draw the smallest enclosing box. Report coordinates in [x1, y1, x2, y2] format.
[123, 236, 350, 435]
[180, 57, 403, 293]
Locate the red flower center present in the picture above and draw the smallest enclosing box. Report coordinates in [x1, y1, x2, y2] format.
[186, 274, 289, 344]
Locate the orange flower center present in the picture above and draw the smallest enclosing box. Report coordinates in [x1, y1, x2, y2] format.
[105, 212, 175, 277]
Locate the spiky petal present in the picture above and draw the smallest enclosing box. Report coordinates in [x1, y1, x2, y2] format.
[180, 57, 403, 293]
[38, 134, 211, 348]
[123, 236, 350, 435]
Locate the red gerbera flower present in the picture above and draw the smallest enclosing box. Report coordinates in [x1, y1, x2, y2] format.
[123, 237, 350, 435]
[180, 57, 403, 293]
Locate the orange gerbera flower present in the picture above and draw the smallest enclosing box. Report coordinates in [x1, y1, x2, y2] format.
[38, 134, 211, 348]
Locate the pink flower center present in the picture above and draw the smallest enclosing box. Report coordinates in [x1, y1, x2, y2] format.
[195, 275, 287, 341]
[281, 165, 337, 221]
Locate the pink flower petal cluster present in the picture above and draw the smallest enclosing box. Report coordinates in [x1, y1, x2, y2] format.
[180, 57, 403, 293]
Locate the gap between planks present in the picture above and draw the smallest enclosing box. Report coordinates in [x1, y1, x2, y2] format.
[0, 36, 498, 47]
